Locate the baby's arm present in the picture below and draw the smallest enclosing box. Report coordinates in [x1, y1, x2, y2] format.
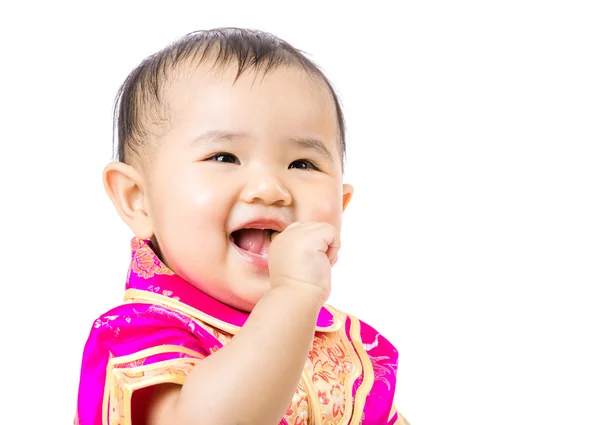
[141, 222, 339, 425]
[141, 285, 322, 425]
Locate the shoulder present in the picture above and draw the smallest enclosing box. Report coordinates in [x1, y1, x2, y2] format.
[76, 302, 212, 425]
[326, 305, 400, 421]
[326, 304, 399, 374]
[82, 301, 216, 358]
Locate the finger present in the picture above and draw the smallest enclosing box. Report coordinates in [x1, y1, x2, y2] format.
[328, 227, 341, 251]
[272, 222, 301, 241]
[325, 241, 340, 264]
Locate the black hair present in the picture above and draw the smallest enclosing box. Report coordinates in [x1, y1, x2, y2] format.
[113, 27, 346, 169]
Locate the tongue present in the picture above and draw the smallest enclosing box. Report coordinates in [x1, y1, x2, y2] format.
[234, 229, 271, 255]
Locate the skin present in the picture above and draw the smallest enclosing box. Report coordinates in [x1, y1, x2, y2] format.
[104, 61, 353, 425]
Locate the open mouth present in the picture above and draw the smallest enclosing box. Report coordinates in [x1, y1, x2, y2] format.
[230, 228, 278, 256]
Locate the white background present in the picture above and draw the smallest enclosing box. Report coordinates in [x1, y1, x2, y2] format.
[1, 1, 598, 424]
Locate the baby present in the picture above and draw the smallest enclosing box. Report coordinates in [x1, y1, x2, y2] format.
[75, 28, 408, 425]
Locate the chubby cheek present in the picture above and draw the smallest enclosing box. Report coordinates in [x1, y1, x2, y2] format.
[299, 185, 344, 230]
[148, 170, 232, 268]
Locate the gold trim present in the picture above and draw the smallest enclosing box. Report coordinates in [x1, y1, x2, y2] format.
[110, 344, 204, 365]
[125, 289, 241, 334]
[103, 346, 203, 425]
[300, 319, 362, 425]
[391, 411, 410, 425]
[115, 356, 201, 373]
[114, 360, 200, 425]
[122, 384, 132, 425]
[102, 354, 113, 425]
[348, 315, 374, 425]
[319, 304, 344, 332]
[125, 289, 343, 333]
[396, 411, 410, 425]
[337, 323, 363, 425]
[302, 368, 322, 425]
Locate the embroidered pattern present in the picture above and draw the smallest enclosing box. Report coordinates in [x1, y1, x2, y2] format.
[147, 285, 180, 300]
[98, 239, 391, 425]
[369, 355, 397, 391]
[284, 382, 310, 425]
[107, 355, 200, 425]
[303, 331, 361, 424]
[130, 238, 174, 278]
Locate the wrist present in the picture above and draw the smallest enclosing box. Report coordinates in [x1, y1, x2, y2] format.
[268, 280, 326, 309]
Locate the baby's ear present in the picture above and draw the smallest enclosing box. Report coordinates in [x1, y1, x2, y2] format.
[342, 183, 354, 212]
[103, 162, 153, 239]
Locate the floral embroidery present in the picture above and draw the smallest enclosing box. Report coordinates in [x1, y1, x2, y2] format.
[93, 315, 123, 337]
[363, 333, 380, 352]
[295, 399, 309, 425]
[108, 357, 198, 425]
[146, 285, 180, 300]
[130, 239, 174, 278]
[307, 334, 327, 362]
[285, 404, 294, 417]
[330, 383, 344, 418]
[324, 343, 353, 376]
[369, 355, 397, 391]
[113, 238, 371, 424]
[284, 394, 310, 425]
[122, 357, 146, 369]
[303, 330, 360, 423]
[318, 389, 330, 406]
[312, 359, 336, 384]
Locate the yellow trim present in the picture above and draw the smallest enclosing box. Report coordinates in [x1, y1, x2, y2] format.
[122, 384, 132, 425]
[115, 356, 201, 373]
[124, 289, 343, 333]
[114, 359, 200, 425]
[302, 368, 322, 425]
[348, 315, 374, 425]
[299, 315, 362, 425]
[319, 304, 344, 332]
[125, 289, 241, 334]
[103, 346, 203, 425]
[396, 410, 410, 425]
[337, 322, 363, 425]
[110, 344, 204, 365]
[102, 354, 113, 425]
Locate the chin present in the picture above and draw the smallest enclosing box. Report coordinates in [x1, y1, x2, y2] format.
[222, 295, 259, 313]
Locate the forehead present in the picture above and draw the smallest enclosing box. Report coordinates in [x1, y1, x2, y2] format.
[161, 60, 341, 155]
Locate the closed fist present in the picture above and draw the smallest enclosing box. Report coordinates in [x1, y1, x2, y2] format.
[267, 222, 340, 303]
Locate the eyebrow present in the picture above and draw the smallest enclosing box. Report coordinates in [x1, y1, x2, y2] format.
[190, 130, 334, 163]
[189, 130, 247, 146]
[289, 137, 334, 162]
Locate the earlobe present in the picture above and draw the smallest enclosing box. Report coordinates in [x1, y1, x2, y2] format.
[342, 183, 354, 212]
[103, 162, 154, 239]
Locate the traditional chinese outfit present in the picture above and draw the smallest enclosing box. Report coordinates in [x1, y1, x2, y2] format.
[76, 238, 407, 425]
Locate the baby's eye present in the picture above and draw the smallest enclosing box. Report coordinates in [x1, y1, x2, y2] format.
[207, 153, 240, 164]
[289, 159, 319, 171]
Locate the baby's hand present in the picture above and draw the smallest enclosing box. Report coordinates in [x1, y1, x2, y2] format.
[268, 222, 340, 303]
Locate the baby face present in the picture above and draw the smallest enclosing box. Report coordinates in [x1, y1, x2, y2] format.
[143, 63, 352, 311]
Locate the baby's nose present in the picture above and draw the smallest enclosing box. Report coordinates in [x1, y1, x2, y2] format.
[240, 172, 292, 206]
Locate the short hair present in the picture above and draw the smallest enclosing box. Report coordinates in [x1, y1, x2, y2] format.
[113, 28, 346, 170]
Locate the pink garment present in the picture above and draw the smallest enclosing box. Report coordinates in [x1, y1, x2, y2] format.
[75, 238, 405, 425]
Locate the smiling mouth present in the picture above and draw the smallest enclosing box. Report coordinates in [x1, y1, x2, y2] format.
[230, 228, 277, 256]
